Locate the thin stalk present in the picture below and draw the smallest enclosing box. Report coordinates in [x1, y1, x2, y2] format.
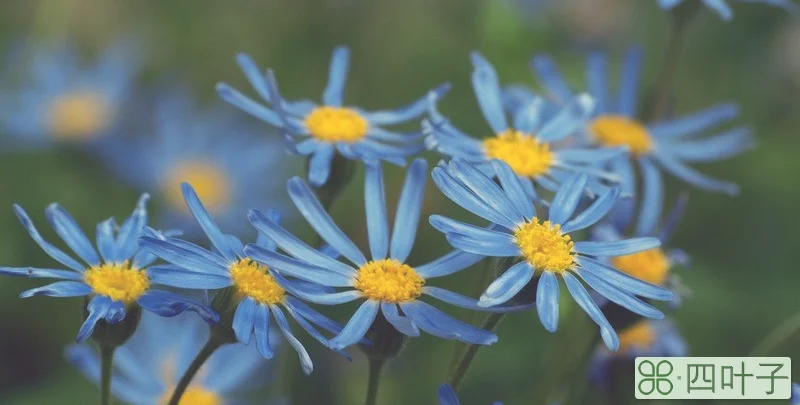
[167, 338, 223, 405]
[99, 345, 115, 405]
[448, 313, 505, 391]
[364, 357, 386, 405]
[750, 310, 800, 357]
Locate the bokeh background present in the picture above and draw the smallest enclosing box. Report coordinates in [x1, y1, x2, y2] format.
[0, 0, 798, 404]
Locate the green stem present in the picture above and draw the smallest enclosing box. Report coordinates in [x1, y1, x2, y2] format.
[749, 310, 800, 357]
[167, 338, 223, 405]
[448, 313, 505, 392]
[99, 345, 115, 405]
[364, 357, 386, 405]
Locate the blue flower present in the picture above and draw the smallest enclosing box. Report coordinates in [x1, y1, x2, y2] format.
[431, 158, 673, 350]
[657, 0, 797, 21]
[0, 194, 217, 342]
[66, 312, 280, 405]
[438, 384, 503, 405]
[138, 184, 345, 374]
[426, 52, 624, 197]
[243, 159, 526, 351]
[0, 40, 138, 149]
[99, 91, 292, 234]
[588, 319, 687, 391]
[792, 383, 800, 405]
[527, 47, 754, 229]
[216, 46, 449, 187]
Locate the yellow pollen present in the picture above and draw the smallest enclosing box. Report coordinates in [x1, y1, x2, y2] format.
[160, 386, 222, 405]
[229, 259, 285, 305]
[354, 259, 424, 303]
[47, 90, 110, 140]
[514, 218, 575, 273]
[483, 130, 554, 177]
[304, 106, 369, 143]
[163, 161, 231, 214]
[84, 261, 150, 304]
[590, 115, 653, 155]
[618, 321, 656, 352]
[611, 248, 670, 286]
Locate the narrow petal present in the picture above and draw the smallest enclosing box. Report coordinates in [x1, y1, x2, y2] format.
[576, 257, 673, 301]
[512, 97, 544, 134]
[574, 238, 660, 257]
[181, 184, 236, 261]
[416, 249, 484, 279]
[272, 306, 314, 374]
[648, 103, 738, 139]
[549, 174, 589, 225]
[390, 158, 428, 262]
[536, 271, 560, 332]
[361, 83, 451, 125]
[635, 157, 663, 237]
[114, 194, 149, 261]
[431, 167, 517, 229]
[478, 261, 534, 307]
[45, 204, 100, 266]
[662, 127, 753, 162]
[586, 51, 608, 114]
[491, 160, 535, 220]
[216, 82, 283, 126]
[322, 46, 350, 106]
[562, 188, 620, 234]
[471, 52, 508, 133]
[365, 162, 389, 260]
[530, 55, 573, 102]
[0, 267, 82, 280]
[448, 158, 524, 223]
[96, 219, 117, 263]
[617, 47, 643, 117]
[13, 205, 84, 272]
[538, 94, 595, 142]
[575, 268, 664, 319]
[556, 147, 628, 163]
[138, 236, 229, 275]
[244, 244, 354, 287]
[429, 215, 516, 246]
[329, 300, 380, 350]
[136, 290, 219, 324]
[77, 295, 112, 342]
[402, 301, 497, 345]
[235, 53, 272, 102]
[653, 151, 739, 195]
[438, 385, 460, 405]
[381, 302, 420, 337]
[424, 286, 535, 312]
[308, 143, 334, 187]
[233, 297, 257, 345]
[446, 233, 520, 257]
[561, 272, 619, 351]
[20, 281, 92, 298]
[147, 266, 232, 289]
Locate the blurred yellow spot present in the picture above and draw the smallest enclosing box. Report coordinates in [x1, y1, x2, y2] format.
[590, 115, 653, 155]
[160, 386, 222, 405]
[305, 106, 369, 143]
[48, 91, 110, 140]
[618, 321, 655, 352]
[229, 259, 285, 305]
[84, 261, 149, 304]
[355, 259, 424, 303]
[163, 161, 230, 214]
[483, 130, 553, 177]
[611, 248, 670, 286]
[515, 219, 575, 273]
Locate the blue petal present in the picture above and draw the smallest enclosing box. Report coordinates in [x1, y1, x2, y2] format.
[138, 236, 229, 275]
[362, 83, 451, 125]
[182, 183, 237, 262]
[556, 147, 628, 163]
[272, 305, 314, 374]
[13, 204, 84, 272]
[147, 265, 232, 289]
[216, 82, 283, 127]
[308, 143, 335, 187]
[287, 177, 367, 266]
[281, 302, 348, 359]
[530, 55, 573, 102]
[446, 232, 520, 257]
[431, 166, 518, 230]
[448, 158, 525, 223]
[284, 296, 348, 335]
[574, 237, 660, 257]
[20, 280, 92, 298]
[45, 204, 100, 266]
[402, 300, 497, 345]
[322, 46, 350, 106]
[586, 51, 608, 114]
[512, 97, 544, 134]
[96, 219, 117, 263]
[661, 127, 753, 162]
[365, 161, 389, 260]
[438, 384, 461, 405]
[561, 272, 618, 351]
[536, 271, 560, 332]
[254, 303, 274, 359]
[658, 193, 689, 243]
[0, 267, 82, 280]
[430, 215, 516, 246]
[416, 249, 484, 279]
[649, 103, 738, 139]
[77, 295, 113, 342]
[329, 299, 379, 350]
[244, 244, 354, 287]
[115, 194, 149, 261]
[478, 261, 534, 307]
[549, 174, 589, 224]
[576, 257, 673, 301]
[635, 157, 663, 237]
[491, 160, 535, 220]
[273, 271, 362, 305]
[390, 158, 428, 262]
[424, 286, 535, 313]
[381, 302, 420, 337]
[703, 0, 733, 20]
[233, 297, 257, 345]
[538, 94, 595, 142]
[471, 52, 508, 133]
[575, 267, 664, 319]
[562, 188, 620, 234]
[653, 151, 739, 195]
[617, 47, 643, 117]
[235, 53, 272, 102]
[136, 290, 219, 324]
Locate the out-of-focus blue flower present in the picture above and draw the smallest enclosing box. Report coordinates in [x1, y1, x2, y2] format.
[425, 52, 624, 197]
[0, 194, 217, 342]
[588, 319, 687, 391]
[101, 91, 291, 234]
[0, 40, 138, 149]
[244, 159, 526, 351]
[792, 383, 800, 405]
[658, 0, 797, 21]
[66, 312, 280, 405]
[438, 384, 503, 405]
[139, 184, 344, 374]
[431, 158, 673, 350]
[216, 46, 449, 187]
[527, 47, 754, 230]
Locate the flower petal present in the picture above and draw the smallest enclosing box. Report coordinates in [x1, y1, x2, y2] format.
[329, 300, 380, 350]
[573, 238, 661, 257]
[390, 158, 428, 262]
[536, 271, 560, 332]
[478, 261, 534, 307]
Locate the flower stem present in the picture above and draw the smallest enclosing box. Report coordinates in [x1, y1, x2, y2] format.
[750, 310, 800, 357]
[99, 344, 115, 405]
[167, 337, 223, 405]
[448, 313, 505, 392]
[364, 357, 386, 405]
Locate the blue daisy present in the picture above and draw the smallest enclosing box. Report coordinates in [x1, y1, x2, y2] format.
[792, 383, 799, 405]
[0, 40, 138, 149]
[138, 183, 345, 374]
[438, 384, 502, 405]
[66, 312, 281, 405]
[430, 158, 673, 350]
[216, 46, 449, 187]
[0, 194, 216, 342]
[658, 0, 797, 21]
[528, 47, 754, 228]
[99, 90, 291, 234]
[425, 52, 624, 197]
[588, 319, 687, 391]
[243, 159, 524, 351]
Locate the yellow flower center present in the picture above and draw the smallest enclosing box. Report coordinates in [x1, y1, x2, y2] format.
[514, 218, 575, 273]
[610, 248, 670, 286]
[47, 90, 110, 140]
[160, 386, 222, 405]
[229, 259, 285, 305]
[483, 130, 554, 177]
[618, 321, 656, 352]
[83, 261, 150, 304]
[589, 115, 653, 155]
[163, 161, 231, 214]
[304, 106, 369, 143]
[354, 259, 424, 303]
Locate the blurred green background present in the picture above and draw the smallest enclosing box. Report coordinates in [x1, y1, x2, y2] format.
[0, 0, 798, 404]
